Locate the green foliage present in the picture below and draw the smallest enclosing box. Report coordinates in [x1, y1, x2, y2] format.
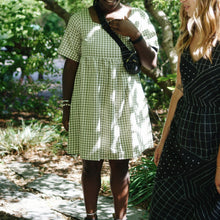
[129, 157, 157, 209]
[101, 176, 111, 195]
[64, 0, 145, 13]
[152, 0, 181, 44]
[158, 73, 176, 91]
[0, 0, 60, 79]
[37, 12, 65, 35]
[122, 0, 145, 9]
[1, 80, 61, 119]
[0, 0, 62, 116]
[66, 0, 93, 13]
[140, 74, 170, 109]
[0, 121, 66, 156]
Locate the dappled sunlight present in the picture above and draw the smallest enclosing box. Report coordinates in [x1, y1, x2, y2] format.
[91, 137, 101, 154]
[0, 149, 147, 219]
[0, 122, 61, 155]
[0, 179, 63, 219]
[85, 25, 101, 41]
[112, 66, 117, 79]
[27, 173, 83, 199]
[128, 79, 154, 149]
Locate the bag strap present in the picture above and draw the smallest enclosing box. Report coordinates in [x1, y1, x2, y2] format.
[94, 4, 131, 54]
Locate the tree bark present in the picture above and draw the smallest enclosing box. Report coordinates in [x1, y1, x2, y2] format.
[145, 0, 178, 75]
[37, 0, 70, 25]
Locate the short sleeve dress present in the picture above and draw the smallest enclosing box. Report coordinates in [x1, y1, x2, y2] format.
[149, 43, 220, 219]
[58, 8, 159, 161]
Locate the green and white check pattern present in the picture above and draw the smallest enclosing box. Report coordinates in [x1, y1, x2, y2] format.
[58, 8, 159, 160]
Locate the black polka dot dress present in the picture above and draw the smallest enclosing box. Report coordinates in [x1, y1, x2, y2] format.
[149, 43, 220, 220]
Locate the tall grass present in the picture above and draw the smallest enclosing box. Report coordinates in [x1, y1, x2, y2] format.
[129, 157, 157, 210]
[0, 121, 66, 155]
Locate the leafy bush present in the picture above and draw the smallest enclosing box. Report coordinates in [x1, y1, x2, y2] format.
[140, 74, 170, 110]
[129, 157, 157, 209]
[1, 0, 55, 77]
[0, 0, 61, 117]
[1, 80, 61, 119]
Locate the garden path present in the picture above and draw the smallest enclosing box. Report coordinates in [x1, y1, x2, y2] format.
[0, 149, 148, 220]
[1, 57, 150, 219]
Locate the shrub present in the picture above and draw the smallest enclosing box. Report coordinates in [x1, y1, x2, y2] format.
[129, 157, 157, 210]
[0, 121, 66, 156]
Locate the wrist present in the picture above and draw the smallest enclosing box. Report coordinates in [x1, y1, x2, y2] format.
[62, 99, 71, 103]
[157, 141, 165, 149]
[130, 34, 143, 44]
[62, 99, 71, 107]
[129, 32, 142, 42]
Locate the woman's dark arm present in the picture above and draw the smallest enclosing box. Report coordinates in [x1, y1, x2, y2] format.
[130, 33, 157, 69]
[62, 58, 79, 131]
[109, 18, 157, 70]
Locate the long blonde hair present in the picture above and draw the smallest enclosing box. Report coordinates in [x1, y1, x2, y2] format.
[176, 0, 220, 61]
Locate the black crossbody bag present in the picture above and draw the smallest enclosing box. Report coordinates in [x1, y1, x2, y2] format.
[94, 4, 141, 75]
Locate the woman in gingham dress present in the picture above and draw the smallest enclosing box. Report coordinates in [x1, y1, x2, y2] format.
[150, 0, 220, 219]
[58, 0, 158, 219]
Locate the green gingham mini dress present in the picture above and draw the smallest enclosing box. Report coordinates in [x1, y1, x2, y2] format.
[58, 8, 159, 160]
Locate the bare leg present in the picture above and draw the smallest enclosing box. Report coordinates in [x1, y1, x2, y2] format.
[82, 159, 104, 219]
[109, 159, 130, 219]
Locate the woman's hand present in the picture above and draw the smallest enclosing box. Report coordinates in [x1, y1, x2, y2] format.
[109, 17, 140, 40]
[154, 143, 164, 166]
[62, 106, 70, 131]
[215, 168, 220, 194]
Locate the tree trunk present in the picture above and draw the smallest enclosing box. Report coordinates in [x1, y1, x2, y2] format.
[37, 0, 70, 25]
[145, 0, 178, 75]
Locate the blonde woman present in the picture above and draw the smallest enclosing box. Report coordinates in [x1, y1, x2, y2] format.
[150, 0, 220, 219]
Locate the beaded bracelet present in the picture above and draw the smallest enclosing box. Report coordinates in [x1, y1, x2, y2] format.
[62, 103, 71, 107]
[62, 100, 71, 107]
[87, 212, 96, 216]
[62, 99, 70, 103]
[130, 35, 143, 44]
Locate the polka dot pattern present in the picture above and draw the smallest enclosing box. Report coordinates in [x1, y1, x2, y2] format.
[150, 42, 220, 219]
